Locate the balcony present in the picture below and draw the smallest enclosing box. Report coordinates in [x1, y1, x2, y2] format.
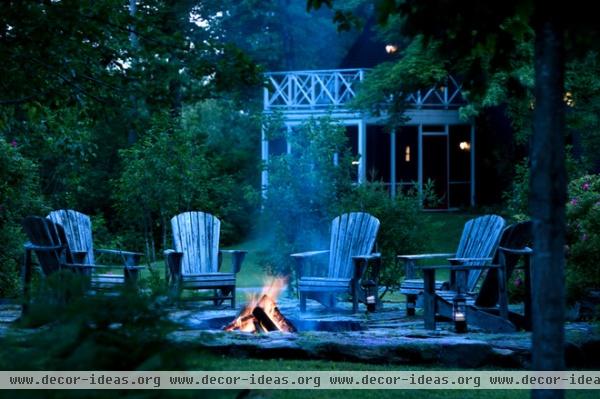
[263, 69, 466, 113]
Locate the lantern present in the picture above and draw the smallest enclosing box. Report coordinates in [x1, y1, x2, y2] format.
[453, 293, 467, 333]
[364, 279, 377, 312]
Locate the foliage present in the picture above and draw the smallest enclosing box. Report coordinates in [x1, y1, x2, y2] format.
[0, 137, 45, 297]
[260, 116, 354, 280]
[350, 36, 447, 127]
[260, 117, 426, 295]
[209, 0, 359, 71]
[337, 182, 426, 294]
[565, 174, 600, 302]
[113, 112, 240, 259]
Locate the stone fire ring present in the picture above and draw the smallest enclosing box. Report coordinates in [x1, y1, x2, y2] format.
[167, 291, 600, 369]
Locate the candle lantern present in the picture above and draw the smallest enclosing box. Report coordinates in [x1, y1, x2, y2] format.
[364, 279, 377, 312]
[453, 293, 467, 333]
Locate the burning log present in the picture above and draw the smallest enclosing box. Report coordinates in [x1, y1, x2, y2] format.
[223, 288, 297, 333]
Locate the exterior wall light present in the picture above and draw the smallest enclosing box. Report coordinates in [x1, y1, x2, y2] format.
[385, 44, 398, 54]
[405, 146, 411, 162]
[459, 141, 471, 151]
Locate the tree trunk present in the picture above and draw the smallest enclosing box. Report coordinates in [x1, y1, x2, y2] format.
[128, 0, 138, 145]
[531, 3, 566, 399]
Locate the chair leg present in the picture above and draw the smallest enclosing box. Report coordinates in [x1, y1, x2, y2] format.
[300, 291, 307, 312]
[406, 294, 417, 316]
[352, 285, 359, 314]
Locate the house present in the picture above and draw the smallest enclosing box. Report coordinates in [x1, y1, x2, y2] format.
[261, 70, 475, 209]
[261, 23, 476, 209]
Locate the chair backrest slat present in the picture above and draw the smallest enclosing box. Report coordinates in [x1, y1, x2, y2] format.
[22, 216, 71, 275]
[171, 211, 221, 275]
[476, 221, 533, 307]
[328, 212, 380, 279]
[47, 210, 95, 264]
[455, 214, 506, 290]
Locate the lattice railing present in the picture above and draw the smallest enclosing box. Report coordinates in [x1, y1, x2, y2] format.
[264, 69, 465, 111]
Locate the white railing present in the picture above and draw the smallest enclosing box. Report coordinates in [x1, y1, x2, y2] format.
[264, 69, 465, 111]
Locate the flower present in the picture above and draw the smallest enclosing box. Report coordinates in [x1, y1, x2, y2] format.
[10, 140, 17, 148]
[514, 278, 522, 288]
[570, 198, 578, 206]
[582, 233, 588, 241]
[582, 182, 590, 191]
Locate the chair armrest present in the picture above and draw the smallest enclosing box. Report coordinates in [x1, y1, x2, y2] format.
[397, 253, 455, 260]
[24, 243, 65, 252]
[290, 250, 330, 283]
[499, 246, 533, 255]
[290, 250, 330, 258]
[96, 248, 143, 256]
[421, 264, 500, 271]
[219, 249, 247, 274]
[96, 248, 143, 267]
[447, 257, 493, 265]
[397, 253, 456, 279]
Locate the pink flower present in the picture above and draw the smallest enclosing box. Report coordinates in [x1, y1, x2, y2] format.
[514, 278, 522, 288]
[570, 198, 578, 206]
[10, 140, 17, 148]
[582, 183, 590, 191]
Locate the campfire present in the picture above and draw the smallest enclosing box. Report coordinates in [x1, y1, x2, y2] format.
[224, 278, 297, 333]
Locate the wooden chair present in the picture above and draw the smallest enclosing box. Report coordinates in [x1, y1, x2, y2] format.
[47, 210, 143, 280]
[291, 212, 381, 313]
[163, 211, 247, 308]
[420, 221, 533, 332]
[398, 214, 506, 315]
[21, 216, 144, 309]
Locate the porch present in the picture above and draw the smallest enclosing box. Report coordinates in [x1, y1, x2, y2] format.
[261, 69, 476, 208]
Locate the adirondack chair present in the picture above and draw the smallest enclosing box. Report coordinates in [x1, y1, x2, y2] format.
[163, 211, 247, 308]
[398, 214, 506, 316]
[21, 216, 144, 308]
[420, 221, 533, 332]
[47, 209, 143, 270]
[291, 212, 381, 313]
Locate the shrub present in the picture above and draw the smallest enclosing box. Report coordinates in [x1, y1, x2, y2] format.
[113, 113, 241, 260]
[260, 117, 427, 296]
[337, 182, 426, 295]
[566, 174, 600, 302]
[259, 116, 353, 280]
[0, 137, 45, 298]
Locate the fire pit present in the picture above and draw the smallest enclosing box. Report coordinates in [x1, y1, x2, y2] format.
[224, 279, 297, 333]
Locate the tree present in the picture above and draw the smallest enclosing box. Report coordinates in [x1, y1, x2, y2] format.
[309, 1, 600, 395]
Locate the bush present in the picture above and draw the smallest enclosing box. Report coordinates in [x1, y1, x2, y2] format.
[337, 182, 426, 295]
[113, 113, 242, 260]
[260, 117, 427, 296]
[566, 174, 600, 302]
[0, 137, 45, 298]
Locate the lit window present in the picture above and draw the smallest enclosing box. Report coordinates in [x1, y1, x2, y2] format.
[405, 146, 410, 162]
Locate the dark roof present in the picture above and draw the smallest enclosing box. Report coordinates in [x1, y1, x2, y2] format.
[339, 18, 394, 69]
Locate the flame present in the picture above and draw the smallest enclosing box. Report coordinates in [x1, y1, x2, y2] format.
[224, 278, 295, 333]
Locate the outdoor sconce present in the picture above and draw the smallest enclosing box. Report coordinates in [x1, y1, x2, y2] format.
[352, 160, 360, 166]
[364, 279, 377, 312]
[385, 44, 398, 54]
[453, 293, 467, 333]
[563, 91, 575, 107]
[405, 145, 411, 162]
[459, 141, 471, 151]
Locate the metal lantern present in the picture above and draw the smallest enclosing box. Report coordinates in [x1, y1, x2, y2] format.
[453, 293, 467, 333]
[364, 279, 377, 312]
